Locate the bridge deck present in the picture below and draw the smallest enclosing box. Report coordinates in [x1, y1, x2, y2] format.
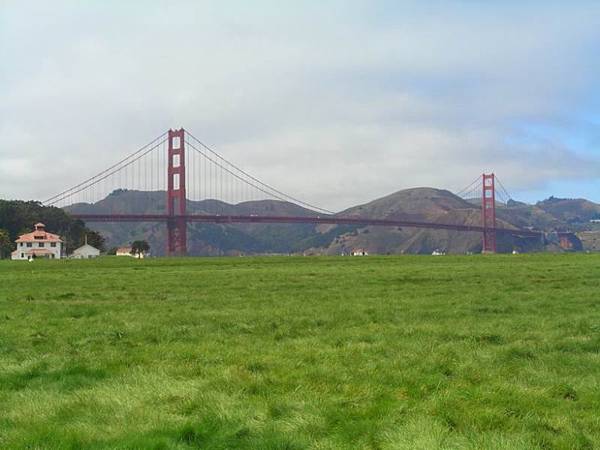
[71, 214, 542, 238]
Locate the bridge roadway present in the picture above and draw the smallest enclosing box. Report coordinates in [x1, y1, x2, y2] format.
[71, 214, 543, 238]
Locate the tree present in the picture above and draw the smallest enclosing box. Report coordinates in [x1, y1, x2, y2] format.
[131, 240, 150, 257]
[78, 230, 106, 253]
[0, 200, 106, 255]
[0, 229, 12, 259]
[87, 231, 106, 252]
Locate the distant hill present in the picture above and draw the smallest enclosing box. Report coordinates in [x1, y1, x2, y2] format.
[318, 188, 554, 255]
[0, 200, 105, 257]
[65, 189, 600, 255]
[67, 190, 321, 256]
[536, 197, 600, 225]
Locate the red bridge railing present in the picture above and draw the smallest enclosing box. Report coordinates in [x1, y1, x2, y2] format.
[71, 213, 543, 238]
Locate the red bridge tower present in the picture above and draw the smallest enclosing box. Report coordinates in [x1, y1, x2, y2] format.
[167, 128, 187, 256]
[482, 173, 496, 253]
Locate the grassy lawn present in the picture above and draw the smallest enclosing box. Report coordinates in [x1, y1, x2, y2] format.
[1, 254, 599, 449]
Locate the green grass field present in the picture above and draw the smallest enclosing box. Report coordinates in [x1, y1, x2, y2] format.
[1, 255, 599, 449]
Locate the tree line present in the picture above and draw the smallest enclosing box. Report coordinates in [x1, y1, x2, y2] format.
[0, 200, 105, 258]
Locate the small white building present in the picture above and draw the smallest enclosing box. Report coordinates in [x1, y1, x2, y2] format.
[11, 223, 62, 260]
[115, 246, 148, 258]
[71, 237, 100, 259]
[351, 249, 369, 256]
[116, 246, 133, 257]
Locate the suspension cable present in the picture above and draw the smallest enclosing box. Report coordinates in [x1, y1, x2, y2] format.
[45, 136, 168, 206]
[185, 140, 324, 213]
[185, 132, 335, 214]
[456, 175, 482, 199]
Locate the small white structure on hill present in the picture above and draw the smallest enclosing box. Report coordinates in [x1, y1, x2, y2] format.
[116, 246, 133, 257]
[116, 245, 148, 259]
[351, 249, 369, 256]
[71, 236, 100, 259]
[11, 223, 62, 260]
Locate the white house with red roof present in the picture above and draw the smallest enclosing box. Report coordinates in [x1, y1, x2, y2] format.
[11, 223, 63, 260]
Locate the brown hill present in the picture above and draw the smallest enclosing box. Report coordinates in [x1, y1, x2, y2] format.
[536, 197, 600, 225]
[67, 188, 600, 255]
[313, 188, 545, 255]
[337, 188, 474, 222]
[67, 190, 320, 256]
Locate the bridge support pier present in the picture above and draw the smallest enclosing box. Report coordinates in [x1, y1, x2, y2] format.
[482, 173, 497, 253]
[166, 128, 188, 256]
[167, 217, 187, 256]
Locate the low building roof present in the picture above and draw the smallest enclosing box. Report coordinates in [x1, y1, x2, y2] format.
[16, 230, 62, 243]
[24, 248, 54, 256]
[72, 244, 100, 254]
[10, 248, 55, 257]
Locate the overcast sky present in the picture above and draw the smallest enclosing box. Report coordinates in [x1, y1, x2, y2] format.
[2, 1, 600, 211]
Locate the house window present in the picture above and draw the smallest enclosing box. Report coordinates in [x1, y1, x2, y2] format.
[50, 242, 56, 248]
[20, 243, 23, 247]
[39, 243, 45, 247]
[26, 243, 32, 247]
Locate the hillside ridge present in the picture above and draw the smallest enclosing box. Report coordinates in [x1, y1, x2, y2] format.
[66, 188, 598, 255]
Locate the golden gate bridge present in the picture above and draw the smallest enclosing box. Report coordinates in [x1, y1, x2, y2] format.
[44, 128, 543, 255]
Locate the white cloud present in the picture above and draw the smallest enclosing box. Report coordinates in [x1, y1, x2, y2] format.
[1, 1, 600, 210]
